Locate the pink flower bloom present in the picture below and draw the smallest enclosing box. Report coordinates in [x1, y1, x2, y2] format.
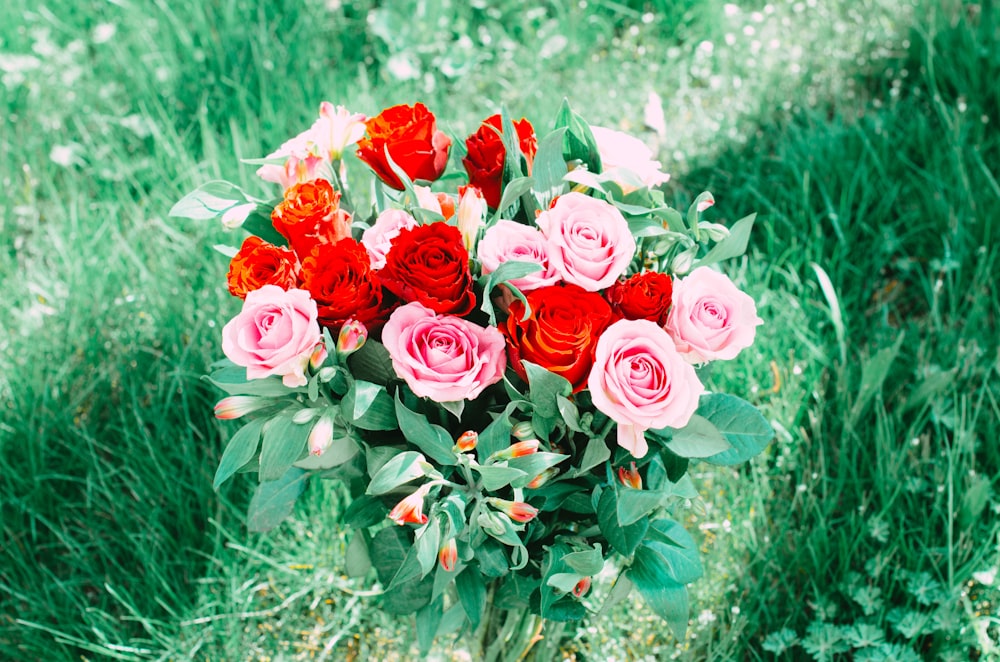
[414, 185, 445, 216]
[361, 208, 418, 269]
[665, 267, 763, 364]
[388, 485, 431, 526]
[221, 285, 321, 388]
[213, 395, 272, 420]
[478, 220, 561, 293]
[382, 302, 507, 403]
[487, 498, 538, 523]
[591, 126, 670, 192]
[588, 319, 703, 458]
[336, 319, 368, 356]
[456, 185, 486, 251]
[256, 130, 325, 191]
[314, 102, 367, 160]
[438, 538, 458, 571]
[535, 192, 636, 292]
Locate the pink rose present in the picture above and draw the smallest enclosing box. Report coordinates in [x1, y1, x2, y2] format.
[588, 319, 703, 458]
[535, 192, 636, 292]
[665, 267, 763, 364]
[361, 208, 419, 269]
[382, 302, 506, 403]
[478, 220, 561, 293]
[222, 285, 322, 387]
[591, 126, 670, 192]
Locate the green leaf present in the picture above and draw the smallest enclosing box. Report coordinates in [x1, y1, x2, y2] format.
[394, 395, 457, 466]
[366, 451, 427, 495]
[531, 127, 569, 207]
[556, 395, 582, 432]
[554, 99, 602, 173]
[342, 380, 397, 430]
[371, 526, 433, 615]
[568, 436, 611, 478]
[597, 488, 648, 556]
[693, 213, 756, 267]
[850, 333, 905, 425]
[522, 360, 572, 437]
[343, 494, 387, 529]
[641, 519, 704, 584]
[345, 532, 372, 578]
[540, 543, 573, 618]
[494, 176, 535, 219]
[214, 418, 266, 489]
[476, 540, 510, 578]
[169, 180, 245, 220]
[206, 363, 293, 397]
[562, 544, 605, 576]
[477, 407, 515, 459]
[347, 340, 396, 386]
[258, 414, 311, 482]
[414, 518, 441, 578]
[616, 487, 665, 527]
[661, 414, 732, 458]
[598, 573, 633, 617]
[628, 550, 689, 639]
[415, 596, 444, 655]
[246, 467, 309, 532]
[240, 206, 287, 247]
[456, 567, 487, 629]
[507, 452, 569, 488]
[471, 464, 528, 491]
[697, 394, 775, 466]
[292, 427, 359, 470]
[685, 191, 714, 237]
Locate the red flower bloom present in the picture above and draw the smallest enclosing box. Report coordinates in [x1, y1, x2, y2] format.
[226, 236, 298, 299]
[388, 486, 430, 526]
[356, 103, 452, 190]
[502, 283, 614, 392]
[487, 498, 538, 523]
[299, 239, 391, 332]
[605, 271, 674, 326]
[463, 114, 538, 209]
[270, 179, 352, 259]
[379, 223, 476, 316]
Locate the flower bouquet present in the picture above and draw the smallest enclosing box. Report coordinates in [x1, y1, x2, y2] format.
[172, 99, 774, 660]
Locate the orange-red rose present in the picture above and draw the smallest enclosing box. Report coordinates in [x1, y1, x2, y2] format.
[605, 271, 673, 325]
[356, 103, 451, 190]
[226, 236, 299, 299]
[379, 223, 476, 316]
[463, 114, 538, 209]
[299, 239, 390, 332]
[502, 283, 613, 392]
[271, 178, 352, 259]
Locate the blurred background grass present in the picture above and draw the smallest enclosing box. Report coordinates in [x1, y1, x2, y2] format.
[1, 0, 998, 659]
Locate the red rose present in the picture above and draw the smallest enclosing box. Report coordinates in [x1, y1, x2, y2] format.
[502, 283, 614, 392]
[605, 271, 674, 325]
[226, 236, 299, 299]
[380, 223, 476, 316]
[300, 239, 390, 331]
[356, 103, 452, 190]
[271, 179, 352, 259]
[463, 114, 538, 209]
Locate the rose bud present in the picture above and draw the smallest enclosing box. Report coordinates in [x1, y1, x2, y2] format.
[213, 396, 272, 420]
[491, 440, 539, 461]
[572, 577, 592, 598]
[438, 538, 458, 572]
[307, 414, 335, 456]
[454, 430, 478, 453]
[388, 485, 431, 526]
[618, 462, 642, 490]
[486, 498, 538, 523]
[336, 319, 368, 357]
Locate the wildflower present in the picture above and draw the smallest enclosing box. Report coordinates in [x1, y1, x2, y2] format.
[388, 485, 431, 526]
[487, 498, 538, 523]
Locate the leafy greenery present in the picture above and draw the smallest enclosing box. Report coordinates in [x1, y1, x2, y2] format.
[1, 0, 998, 660]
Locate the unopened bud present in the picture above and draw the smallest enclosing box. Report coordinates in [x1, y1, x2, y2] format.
[309, 343, 329, 371]
[525, 467, 558, 489]
[487, 498, 538, 523]
[336, 319, 368, 357]
[307, 414, 335, 456]
[511, 421, 535, 441]
[438, 538, 458, 572]
[492, 440, 539, 461]
[213, 395, 271, 420]
[572, 576, 592, 598]
[221, 202, 256, 229]
[454, 430, 478, 453]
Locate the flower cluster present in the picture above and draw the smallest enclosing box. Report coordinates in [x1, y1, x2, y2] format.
[175, 99, 772, 649]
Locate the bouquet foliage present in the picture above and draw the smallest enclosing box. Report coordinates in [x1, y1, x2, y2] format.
[172, 98, 774, 659]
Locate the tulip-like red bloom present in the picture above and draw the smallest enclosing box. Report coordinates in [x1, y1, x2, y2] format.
[309, 343, 328, 371]
[356, 103, 452, 190]
[271, 179, 352, 259]
[492, 440, 539, 460]
[455, 430, 478, 453]
[573, 577, 592, 598]
[379, 223, 476, 316]
[487, 498, 538, 523]
[300, 239, 390, 332]
[618, 462, 643, 490]
[463, 114, 538, 209]
[605, 271, 674, 326]
[227, 236, 299, 299]
[438, 538, 458, 572]
[388, 485, 431, 526]
[502, 283, 614, 392]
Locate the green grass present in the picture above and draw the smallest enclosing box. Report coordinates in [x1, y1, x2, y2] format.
[1, 0, 998, 659]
